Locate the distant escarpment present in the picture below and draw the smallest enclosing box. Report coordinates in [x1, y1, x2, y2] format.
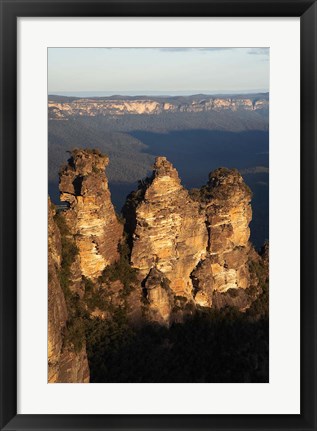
[48, 94, 269, 119]
[48, 149, 268, 381]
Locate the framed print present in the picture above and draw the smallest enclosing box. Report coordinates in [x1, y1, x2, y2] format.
[0, 0, 316, 430]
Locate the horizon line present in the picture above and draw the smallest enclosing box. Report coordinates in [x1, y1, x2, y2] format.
[48, 89, 269, 97]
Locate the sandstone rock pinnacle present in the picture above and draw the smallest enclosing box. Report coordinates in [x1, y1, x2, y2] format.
[59, 149, 123, 279]
[128, 156, 208, 299]
[192, 168, 253, 304]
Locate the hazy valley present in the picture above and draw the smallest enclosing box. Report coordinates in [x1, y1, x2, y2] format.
[47, 44, 270, 386]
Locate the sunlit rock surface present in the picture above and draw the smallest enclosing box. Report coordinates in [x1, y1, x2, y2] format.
[192, 168, 254, 306]
[50, 150, 266, 342]
[48, 96, 269, 119]
[59, 149, 123, 279]
[126, 157, 208, 299]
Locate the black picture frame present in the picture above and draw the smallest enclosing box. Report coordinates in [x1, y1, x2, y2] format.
[0, 1, 316, 430]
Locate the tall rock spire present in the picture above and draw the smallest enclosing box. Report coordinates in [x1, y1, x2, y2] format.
[128, 156, 208, 299]
[59, 149, 123, 279]
[192, 168, 253, 306]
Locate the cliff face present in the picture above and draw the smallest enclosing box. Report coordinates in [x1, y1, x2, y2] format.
[48, 95, 269, 119]
[192, 168, 253, 306]
[48, 198, 67, 382]
[57, 347, 90, 383]
[143, 268, 175, 324]
[124, 158, 259, 320]
[49, 150, 265, 357]
[48, 198, 89, 383]
[48, 146, 269, 386]
[59, 149, 123, 279]
[126, 157, 208, 302]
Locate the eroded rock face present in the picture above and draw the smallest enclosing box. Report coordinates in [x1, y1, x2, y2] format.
[192, 168, 253, 305]
[48, 95, 269, 119]
[144, 268, 174, 325]
[48, 198, 67, 382]
[59, 149, 123, 279]
[127, 157, 208, 299]
[124, 159, 259, 318]
[48, 198, 90, 383]
[58, 344, 90, 383]
[51, 150, 264, 335]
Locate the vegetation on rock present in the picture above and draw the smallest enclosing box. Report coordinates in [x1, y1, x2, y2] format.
[54, 212, 79, 299]
[48, 150, 269, 382]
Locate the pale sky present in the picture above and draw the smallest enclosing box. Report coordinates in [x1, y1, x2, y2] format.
[48, 47, 269, 96]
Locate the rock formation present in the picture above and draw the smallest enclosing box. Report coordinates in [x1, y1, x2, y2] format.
[192, 168, 253, 306]
[48, 198, 89, 383]
[57, 347, 90, 383]
[143, 268, 174, 324]
[59, 149, 123, 279]
[48, 95, 269, 119]
[49, 150, 268, 356]
[125, 157, 208, 302]
[124, 160, 259, 318]
[49, 150, 267, 375]
[48, 198, 67, 382]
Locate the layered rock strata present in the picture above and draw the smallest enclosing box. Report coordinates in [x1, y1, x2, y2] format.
[50, 150, 264, 341]
[126, 157, 208, 299]
[48, 198, 67, 382]
[192, 168, 253, 306]
[126, 160, 256, 315]
[59, 149, 123, 279]
[48, 198, 89, 383]
[48, 150, 266, 382]
[48, 96, 269, 119]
